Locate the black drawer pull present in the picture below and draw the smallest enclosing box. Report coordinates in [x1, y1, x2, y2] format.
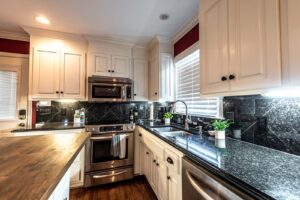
[146, 152, 149, 155]
[156, 163, 159, 166]
[167, 176, 171, 180]
[139, 133, 142, 137]
[167, 157, 174, 164]
[153, 160, 156, 163]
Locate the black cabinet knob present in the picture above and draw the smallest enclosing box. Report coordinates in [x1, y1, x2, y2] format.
[60, 91, 64, 94]
[154, 92, 158, 95]
[167, 176, 171, 180]
[167, 157, 174, 164]
[108, 70, 111, 72]
[221, 76, 227, 81]
[134, 93, 137, 96]
[229, 74, 235, 80]
[156, 163, 159, 166]
[56, 91, 59, 94]
[112, 70, 115, 73]
[153, 160, 156, 163]
[146, 152, 149, 155]
[139, 133, 142, 137]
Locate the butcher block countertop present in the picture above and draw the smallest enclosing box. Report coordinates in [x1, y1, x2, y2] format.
[0, 131, 90, 200]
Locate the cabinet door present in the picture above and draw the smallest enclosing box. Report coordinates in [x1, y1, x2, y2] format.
[143, 146, 152, 182]
[133, 59, 148, 101]
[281, 0, 300, 86]
[32, 48, 60, 99]
[149, 57, 159, 100]
[60, 51, 85, 99]
[160, 54, 173, 101]
[134, 129, 142, 174]
[228, 0, 281, 91]
[168, 171, 181, 200]
[200, 0, 230, 94]
[149, 153, 157, 194]
[112, 55, 130, 78]
[156, 159, 168, 200]
[70, 146, 85, 188]
[93, 53, 111, 76]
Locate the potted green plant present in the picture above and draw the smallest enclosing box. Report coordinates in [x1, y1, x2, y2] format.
[163, 112, 173, 124]
[212, 119, 232, 139]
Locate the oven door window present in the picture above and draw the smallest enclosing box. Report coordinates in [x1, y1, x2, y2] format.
[92, 138, 128, 163]
[92, 85, 122, 99]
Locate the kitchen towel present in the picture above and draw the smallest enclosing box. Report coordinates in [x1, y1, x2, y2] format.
[119, 134, 127, 159]
[111, 134, 120, 157]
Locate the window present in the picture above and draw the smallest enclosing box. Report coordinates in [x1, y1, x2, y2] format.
[0, 70, 18, 120]
[174, 49, 220, 117]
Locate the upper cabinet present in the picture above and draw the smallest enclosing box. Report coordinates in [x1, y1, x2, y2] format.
[133, 46, 148, 101]
[200, 0, 281, 95]
[24, 27, 87, 100]
[148, 37, 173, 101]
[87, 38, 132, 78]
[281, 0, 300, 86]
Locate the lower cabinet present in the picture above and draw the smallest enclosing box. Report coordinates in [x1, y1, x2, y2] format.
[136, 126, 183, 200]
[70, 146, 85, 188]
[48, 169, 70, 200]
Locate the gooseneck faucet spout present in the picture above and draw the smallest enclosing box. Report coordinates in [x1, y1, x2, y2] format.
[170, 100, 191, 130]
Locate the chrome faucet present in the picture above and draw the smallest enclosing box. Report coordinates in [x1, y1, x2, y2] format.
[170, 100, 191, 130]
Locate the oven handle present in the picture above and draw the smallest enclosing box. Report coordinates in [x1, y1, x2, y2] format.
[90, 134, 131, 141]
[92, 169, 128, 179]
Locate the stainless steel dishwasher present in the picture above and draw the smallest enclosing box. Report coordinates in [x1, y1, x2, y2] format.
[182, 157, 253, 200]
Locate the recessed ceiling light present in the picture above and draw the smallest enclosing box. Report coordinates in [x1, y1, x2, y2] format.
[35, 16, 50, 24]
[159, 14, 170, 21]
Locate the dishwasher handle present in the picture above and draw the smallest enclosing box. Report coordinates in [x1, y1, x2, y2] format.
[185, 170, 214, 200]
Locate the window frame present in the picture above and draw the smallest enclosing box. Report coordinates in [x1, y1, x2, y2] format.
[0, 65, 21, 121]
[173, 42, 223, 118]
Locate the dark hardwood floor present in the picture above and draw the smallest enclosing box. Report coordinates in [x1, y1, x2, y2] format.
[70, 176, 158, 200]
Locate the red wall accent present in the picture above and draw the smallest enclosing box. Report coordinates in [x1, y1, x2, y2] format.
[174, 24, 199, 57]
[0, 38, 30, 54]
[31, 101, 37, 128]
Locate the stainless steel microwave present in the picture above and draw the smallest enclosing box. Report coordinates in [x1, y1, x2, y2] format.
[88, 76, 133, 102]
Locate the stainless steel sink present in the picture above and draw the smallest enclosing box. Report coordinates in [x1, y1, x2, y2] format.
[152, 127, 191, 137]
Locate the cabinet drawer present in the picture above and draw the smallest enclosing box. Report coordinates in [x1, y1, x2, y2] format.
[164, 148, 180, 174]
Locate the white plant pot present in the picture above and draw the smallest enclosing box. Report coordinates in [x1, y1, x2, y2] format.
[215, 130, 226, 139]
[233, 129, 241, 139]
[165, 118, 171, 124]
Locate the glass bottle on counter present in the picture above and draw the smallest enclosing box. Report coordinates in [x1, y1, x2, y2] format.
[80, 108, 85, 125]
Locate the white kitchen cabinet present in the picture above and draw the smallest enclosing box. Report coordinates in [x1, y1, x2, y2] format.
[136, 126, 183, 200]
[200, 0, 230, 94]
[148, 37, 173, 101]
[93, 53, 111, 76]
[133, 59, 148, 100]
[200, 0, 281, 95]
[48, 169, 70, 200]
[28, 33, 86, 100]
[91, 53, 130, 78]
[281, 0, 300, 86]
[112, 55, 130, 78]
[167, 170, 181, 200]
[60, 51, 85, 99]
[149, 56, 160, 100]
[32, 48, 60, 99]
[70, 146, 85, 188]
[156, 157, 168, 200]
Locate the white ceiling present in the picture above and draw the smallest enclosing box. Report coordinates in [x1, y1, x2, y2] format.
[0, 0, 199, 45]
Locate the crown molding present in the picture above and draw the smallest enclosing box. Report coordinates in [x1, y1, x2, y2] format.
[0, 31, 29, 42]
[172, 15, 199, 44]
[84, 35, 137, 48]
[148, 35, 172, 49]
[22, 26, 86, 42]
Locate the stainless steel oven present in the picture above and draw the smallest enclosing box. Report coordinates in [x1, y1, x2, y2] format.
[84, 124, 135, 187]
[88, 76, 133, 102]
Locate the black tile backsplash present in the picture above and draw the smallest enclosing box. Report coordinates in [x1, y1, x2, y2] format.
[224, 95, 300, 156]
[35, 101, 166, 125]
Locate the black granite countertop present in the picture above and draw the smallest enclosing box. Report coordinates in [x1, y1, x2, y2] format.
[12, 122, 85, 132]
[138, 120, 300, 200]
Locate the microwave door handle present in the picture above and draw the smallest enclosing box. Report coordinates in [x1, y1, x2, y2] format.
[185, 170, 214, 200]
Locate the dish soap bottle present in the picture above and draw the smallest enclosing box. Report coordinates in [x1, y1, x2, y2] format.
[74, 110, 81, 124]
[80, 108, 85, 125]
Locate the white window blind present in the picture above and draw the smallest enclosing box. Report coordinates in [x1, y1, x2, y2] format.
[0, 71, 17, 120]
[175, 49, 219, 117]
